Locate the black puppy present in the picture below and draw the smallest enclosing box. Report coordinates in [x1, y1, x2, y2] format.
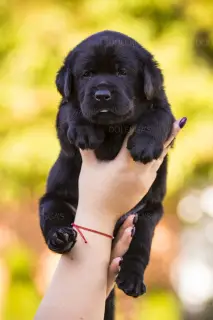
[39, 30, 174, 318]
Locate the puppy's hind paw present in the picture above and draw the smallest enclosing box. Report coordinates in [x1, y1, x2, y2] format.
[47, 226, 77, 254]
[116, 272, 146, 297]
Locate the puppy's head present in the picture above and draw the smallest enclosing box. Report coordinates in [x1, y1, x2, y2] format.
[56, 30, 163, 125]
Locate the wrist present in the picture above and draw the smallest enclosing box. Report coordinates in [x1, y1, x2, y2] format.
[75, 205, 117, 236]
[65, 206, 115, 264]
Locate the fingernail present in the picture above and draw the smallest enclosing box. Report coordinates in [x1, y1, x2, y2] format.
[179, 117, 187, 129]
[133, 214, 138, 225]
[131, 226, 136, 237]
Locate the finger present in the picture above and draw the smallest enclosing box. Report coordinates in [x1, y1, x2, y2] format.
[107, 257, 122, 298]
[152, 117, 187, 171]
[151, 157, 164, 171]
[111, 226, 133, 261]
[164, 117, 187, 149]
[151, 145, 171, 171]
[115, 126, 135, 163]
[163, 122, 179, 149]
[111, 215, 135, 257]
[161, 145, 171, 160]
[114, 214, 135, 243]
[78, 148, 98, 164]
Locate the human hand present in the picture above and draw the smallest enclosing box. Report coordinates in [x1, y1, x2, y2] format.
[78, 118, 186, 222]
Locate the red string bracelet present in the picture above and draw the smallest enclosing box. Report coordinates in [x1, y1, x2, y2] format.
[72, 223, 114, 244]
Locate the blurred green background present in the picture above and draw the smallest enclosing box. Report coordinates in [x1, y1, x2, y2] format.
[0, 0, 213, 319]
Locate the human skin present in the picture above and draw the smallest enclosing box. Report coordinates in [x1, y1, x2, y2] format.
[35, 119, 185, 320]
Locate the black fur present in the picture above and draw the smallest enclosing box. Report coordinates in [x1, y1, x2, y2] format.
[39, 30, 174, 319]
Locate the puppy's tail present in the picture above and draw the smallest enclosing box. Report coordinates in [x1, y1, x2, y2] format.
[104, 288, 115, 320]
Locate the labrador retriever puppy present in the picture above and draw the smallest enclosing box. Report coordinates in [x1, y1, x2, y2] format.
[39, 30, 174, 319]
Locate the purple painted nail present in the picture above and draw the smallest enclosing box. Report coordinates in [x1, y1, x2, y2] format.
[179, 117, 187, 129]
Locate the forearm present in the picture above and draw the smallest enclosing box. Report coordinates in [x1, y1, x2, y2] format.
[35, 207, 116, 320]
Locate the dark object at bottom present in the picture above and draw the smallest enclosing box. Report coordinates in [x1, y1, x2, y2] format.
[105, 289, 115, 320]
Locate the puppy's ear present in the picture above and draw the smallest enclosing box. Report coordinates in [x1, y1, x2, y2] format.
[143, 61, 163, 100]
[55, 66, 72, 100]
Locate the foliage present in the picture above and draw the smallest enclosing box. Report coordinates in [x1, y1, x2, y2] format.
[3, 245, 40, 320]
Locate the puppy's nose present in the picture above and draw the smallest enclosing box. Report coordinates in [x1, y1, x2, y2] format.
[94, 89, 111, 101]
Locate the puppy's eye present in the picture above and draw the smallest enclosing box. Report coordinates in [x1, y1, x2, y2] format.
[116, 68, 127, 77]
[82, 70, 94, 78]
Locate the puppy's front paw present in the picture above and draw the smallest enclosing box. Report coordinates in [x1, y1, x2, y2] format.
[47, 227, 77, 254]
[67, 125, 105, 150]
[127, 133, 163, 163]
[116, 270, 146, 298]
